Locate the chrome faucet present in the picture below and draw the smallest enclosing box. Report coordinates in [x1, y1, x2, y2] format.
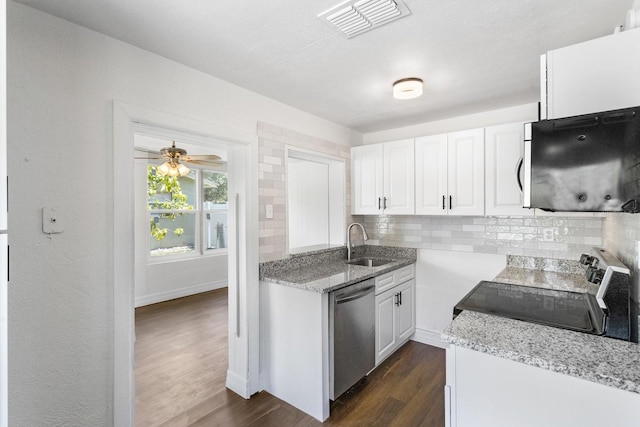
[346, 222, 369, 261]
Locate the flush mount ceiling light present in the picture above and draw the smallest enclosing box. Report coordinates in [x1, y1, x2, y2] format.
[393, 77, 423, 99]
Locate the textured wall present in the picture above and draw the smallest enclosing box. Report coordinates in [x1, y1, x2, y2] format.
[7, 4, 358, 425]
[363, 215, 603, 260]
[258, 122, 354, 262]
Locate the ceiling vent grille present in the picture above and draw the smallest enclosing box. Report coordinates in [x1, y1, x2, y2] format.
[319, 0, 411, 38]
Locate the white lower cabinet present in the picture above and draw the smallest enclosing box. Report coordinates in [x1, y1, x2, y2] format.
[446, 345, 640, 427]
[375, 278, 415, 365]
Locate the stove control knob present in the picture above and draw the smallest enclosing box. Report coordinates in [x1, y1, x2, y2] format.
[587, 267, 605, 284]
[580, 254, 596, 266]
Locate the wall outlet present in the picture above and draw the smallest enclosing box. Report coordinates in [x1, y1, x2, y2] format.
[542, 227, 555, 242]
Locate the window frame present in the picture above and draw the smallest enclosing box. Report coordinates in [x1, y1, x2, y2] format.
[146, 164, 228, 264]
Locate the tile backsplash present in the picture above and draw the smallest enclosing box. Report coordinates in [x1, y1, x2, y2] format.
[603, 213, 640, 301]
[362, 214, 603, 260]
[258, 122, 354, 262]
[257, 120, 612, 265]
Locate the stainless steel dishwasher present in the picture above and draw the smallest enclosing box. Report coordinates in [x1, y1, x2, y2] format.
[329, 278, 375, 400]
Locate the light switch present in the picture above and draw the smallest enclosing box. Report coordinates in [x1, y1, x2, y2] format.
[265, 204, 274, 219]
[42, 207, 64, 234]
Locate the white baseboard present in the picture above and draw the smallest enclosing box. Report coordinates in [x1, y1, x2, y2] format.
[135, 279, 227, 307]
[411, 327, 450, 349]
[226, 369, 250, 399]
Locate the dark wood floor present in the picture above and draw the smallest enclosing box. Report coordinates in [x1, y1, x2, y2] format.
[135, 288, 445, 426]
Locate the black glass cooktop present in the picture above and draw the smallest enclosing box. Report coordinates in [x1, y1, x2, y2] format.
[454, 281, 605, 335]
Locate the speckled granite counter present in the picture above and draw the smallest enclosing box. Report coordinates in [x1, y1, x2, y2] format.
[443, 255, 640, 394]
[494, 266, 599, 294]
[443, 311, 640, 393]
[259, 245, 416, 293]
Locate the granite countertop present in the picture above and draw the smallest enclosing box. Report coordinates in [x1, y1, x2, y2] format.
[259, 245, 417, 294]
[443, 311, 640, 394]
[443, 257, 640, 394]
[494, 267, 599, 294]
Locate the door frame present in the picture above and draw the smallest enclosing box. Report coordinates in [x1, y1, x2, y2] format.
[112, 101, 260, 426]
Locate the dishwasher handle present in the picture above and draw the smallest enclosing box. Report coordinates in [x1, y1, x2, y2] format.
[335, 286, 374, 304]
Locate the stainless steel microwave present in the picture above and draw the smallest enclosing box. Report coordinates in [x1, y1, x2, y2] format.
[523, 105, 640, 213]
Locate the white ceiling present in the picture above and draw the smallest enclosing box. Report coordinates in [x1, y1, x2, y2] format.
[14, 0, 634, 133]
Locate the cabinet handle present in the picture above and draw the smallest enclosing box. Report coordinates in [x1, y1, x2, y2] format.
[449, 195, 452, 210]
[378, 197, 382, 210]
[395, 293, 400, 306]
[516, 156, 524, 195]
[383, 197, 387, 210]
[442, 195, 445, 210]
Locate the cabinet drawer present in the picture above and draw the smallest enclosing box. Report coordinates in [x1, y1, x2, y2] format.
[375, 271, 396, 294]
[394, 264, 415, 284]
[375, 264, 415, 295]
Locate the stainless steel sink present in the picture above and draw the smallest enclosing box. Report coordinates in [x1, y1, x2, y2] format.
[346, 258, 393, 267]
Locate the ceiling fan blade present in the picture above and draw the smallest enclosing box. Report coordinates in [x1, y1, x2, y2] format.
[183, 159, 224, 166]
[182, 154, 222, 161]
[134, 155, 165, 160]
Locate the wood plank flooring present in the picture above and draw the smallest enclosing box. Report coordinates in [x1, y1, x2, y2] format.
[135, 288, 445, 426]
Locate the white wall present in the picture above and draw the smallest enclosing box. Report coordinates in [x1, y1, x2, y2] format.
[6, 3, 360, 425]
[413, 249, 506, 347]
[287, 158, 330, 250]
[362, 103, 538, 144]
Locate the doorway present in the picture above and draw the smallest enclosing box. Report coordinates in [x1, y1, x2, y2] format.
[133, 132, 231, 423]
[113, 101, 260, 426]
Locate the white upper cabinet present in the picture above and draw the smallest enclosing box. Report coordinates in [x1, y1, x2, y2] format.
[542, 28, 640, 120]
[416, 129, 484, 216]
[415, 134, 448, 215]
[351, 139, 414, 215]
[352, 144, 384, 215]
[485, 122, 533, 216]
[448, 129, 485, 216]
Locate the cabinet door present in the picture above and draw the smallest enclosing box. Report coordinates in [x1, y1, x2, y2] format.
[447, 129, 485, 216]
[375, 288, 397, 365]
[485, 123, 533, 216]
[396, 279, 415, 343]
[383, 139, 415, 215]
[545, 29, 640, 119]
[351, 144, 383, 214]
[415, 134, 448, 215]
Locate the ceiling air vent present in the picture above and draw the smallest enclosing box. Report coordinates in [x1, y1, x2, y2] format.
[318, 0, 411, 38]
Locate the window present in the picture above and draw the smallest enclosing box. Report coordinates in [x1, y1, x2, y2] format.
[147, 166, 228, 258]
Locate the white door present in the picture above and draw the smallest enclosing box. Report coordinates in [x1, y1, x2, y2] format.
[0, 2, 7, 424]
[375, 288, 397, 365]
[396, 279, 415, 342]
[415, 134, 448, 215]
[351, 144, 383, 215]
[447, 129, 485, 216]
[485, 123, 532, 216]
[383, 139, 415, 215]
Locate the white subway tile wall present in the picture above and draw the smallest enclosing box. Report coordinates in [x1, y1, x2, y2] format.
[603, 213, 640, 300]
[363, 215, 603, 260]
[258, 122, 354, 262]
[258, 120, 610, 264]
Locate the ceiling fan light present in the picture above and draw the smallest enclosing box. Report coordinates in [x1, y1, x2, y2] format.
[157, 162, 171, 176]
[393, 77, 423, 99]
[177, 163, 190, 176]
[167, 164, 180, 177]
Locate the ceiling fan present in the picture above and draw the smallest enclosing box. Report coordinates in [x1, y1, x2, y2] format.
[136, 141, 223, 177]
